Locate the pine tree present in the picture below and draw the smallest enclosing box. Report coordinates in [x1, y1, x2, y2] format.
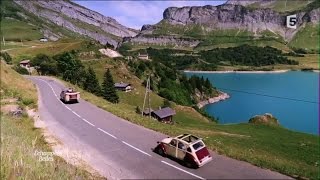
[84, 66, 102, 96]
[205, 78, 213, 94]
[102, 69, 119, 103]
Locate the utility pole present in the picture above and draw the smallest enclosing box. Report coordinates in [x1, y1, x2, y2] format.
[148, 76, 151, 119]
[142, 75, 151, 118]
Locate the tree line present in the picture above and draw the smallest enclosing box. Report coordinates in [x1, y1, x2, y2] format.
[30, 51, 119, 103]
[127, 57, 216, 106]
[142, 46, 299, 72]
[200, 45, 299, 66]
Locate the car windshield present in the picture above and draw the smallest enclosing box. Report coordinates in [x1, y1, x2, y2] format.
[192, 141, 204, 151]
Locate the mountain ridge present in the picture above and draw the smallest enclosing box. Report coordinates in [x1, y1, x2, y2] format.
[7, 0, 138, 48]
[124, 1, 319, 51]
[2, 0, 319, 51]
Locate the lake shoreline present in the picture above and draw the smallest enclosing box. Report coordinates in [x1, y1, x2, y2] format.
[184, 70, 290, 74]
[197, 91, 230, 109]
[185, 69, 320, 73]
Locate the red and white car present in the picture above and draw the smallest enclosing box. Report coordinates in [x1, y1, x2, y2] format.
[155, 134, 212, 168]
[60, 88, 80, 103]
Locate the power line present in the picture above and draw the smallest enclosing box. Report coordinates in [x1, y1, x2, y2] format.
[217, 87, 318, 104]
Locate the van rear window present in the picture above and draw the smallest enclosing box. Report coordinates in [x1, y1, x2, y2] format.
[192, 141, 204, 151]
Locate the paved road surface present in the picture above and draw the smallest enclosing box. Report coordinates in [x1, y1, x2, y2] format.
[28, 76, 290, 179]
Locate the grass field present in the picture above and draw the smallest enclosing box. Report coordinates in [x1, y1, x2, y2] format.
[3, 39, 102, 64]
[0, 62, 103, 179]
[289, 23, 319, 52]
[1, 18, 42, 42]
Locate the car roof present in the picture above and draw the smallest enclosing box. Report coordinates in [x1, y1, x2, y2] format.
[174, 134, 202, 145]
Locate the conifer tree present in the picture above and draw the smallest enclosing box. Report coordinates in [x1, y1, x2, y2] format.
[84, 66, 101, 96]
[102, 69, 119, 103]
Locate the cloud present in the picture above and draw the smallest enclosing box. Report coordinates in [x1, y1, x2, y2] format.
[74, 1, 226, 30]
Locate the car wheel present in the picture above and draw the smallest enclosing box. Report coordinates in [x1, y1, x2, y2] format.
[185, 161, 194, 168]
[157, 147, 165, 157]
[184, 158, 197, 169]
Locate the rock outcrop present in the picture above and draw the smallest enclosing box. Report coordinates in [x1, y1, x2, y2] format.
[248, 113, 280, 126]
[162, 4, 318, 39]
[13, 0, 137, 47]
[128, 1, 319, 47]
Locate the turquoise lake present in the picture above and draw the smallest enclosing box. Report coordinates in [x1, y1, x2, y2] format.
[186, 71, 319, 135]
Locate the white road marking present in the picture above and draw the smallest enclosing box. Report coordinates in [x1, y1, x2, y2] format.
[122, 141, 152, 157]
[72, 111, 81, 118]
[161, 161, 205, 180]
[82, 118, 95, 127]
[97, 128, 117, 139]
[37, 78, 95, 127]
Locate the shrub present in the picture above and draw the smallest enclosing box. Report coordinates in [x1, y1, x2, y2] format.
[21, 98, 35, 106]
[0, 52, 12, 64]
[135, 106, 141, 114]
[13, 65, 29, 75]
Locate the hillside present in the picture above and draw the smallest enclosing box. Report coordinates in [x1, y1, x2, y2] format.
[1, 0, 137, 47]
[226, 0, 314, 12]
[0, 61, 103, 179]
[124, 0, 319, 51]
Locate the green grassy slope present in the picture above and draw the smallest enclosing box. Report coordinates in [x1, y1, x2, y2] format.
[0, 0, 76, 41]
[0, 62, 103, 179]
[289, 23, 319, 52]
[248, 0, 313, 12]
[1, 18, 42, 41]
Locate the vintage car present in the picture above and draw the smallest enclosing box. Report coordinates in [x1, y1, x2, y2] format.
[155, 134, 212, 168]
[60, 88, 80, 103]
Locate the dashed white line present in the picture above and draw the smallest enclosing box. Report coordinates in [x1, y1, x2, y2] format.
[37, 78, 95, 127]
[97, 128, 117, 139]
[82, 118, 95, 127]
[122, 141, 152, 157]
[72, 111, 81, 118]
[161, 161, 205, 180]
[64, 106, 71, 110]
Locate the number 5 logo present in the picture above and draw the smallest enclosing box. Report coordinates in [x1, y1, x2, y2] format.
[287, 14, 297, 29]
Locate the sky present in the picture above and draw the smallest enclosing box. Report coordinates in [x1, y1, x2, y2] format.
[74, 1, 226, 30]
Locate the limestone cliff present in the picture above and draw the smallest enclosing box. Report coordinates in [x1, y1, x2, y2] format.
[13, 0, 137, 48]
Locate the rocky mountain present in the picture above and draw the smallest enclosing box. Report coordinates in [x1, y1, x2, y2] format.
[124, 0, 319, 50]
[2, 0, 318, 51]
[6, 0, 138, 48]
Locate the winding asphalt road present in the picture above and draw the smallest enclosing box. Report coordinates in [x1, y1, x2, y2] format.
[28, 76, 290, 179]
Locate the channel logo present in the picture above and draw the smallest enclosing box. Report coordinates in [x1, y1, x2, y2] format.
[286, 14, 297, 29]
